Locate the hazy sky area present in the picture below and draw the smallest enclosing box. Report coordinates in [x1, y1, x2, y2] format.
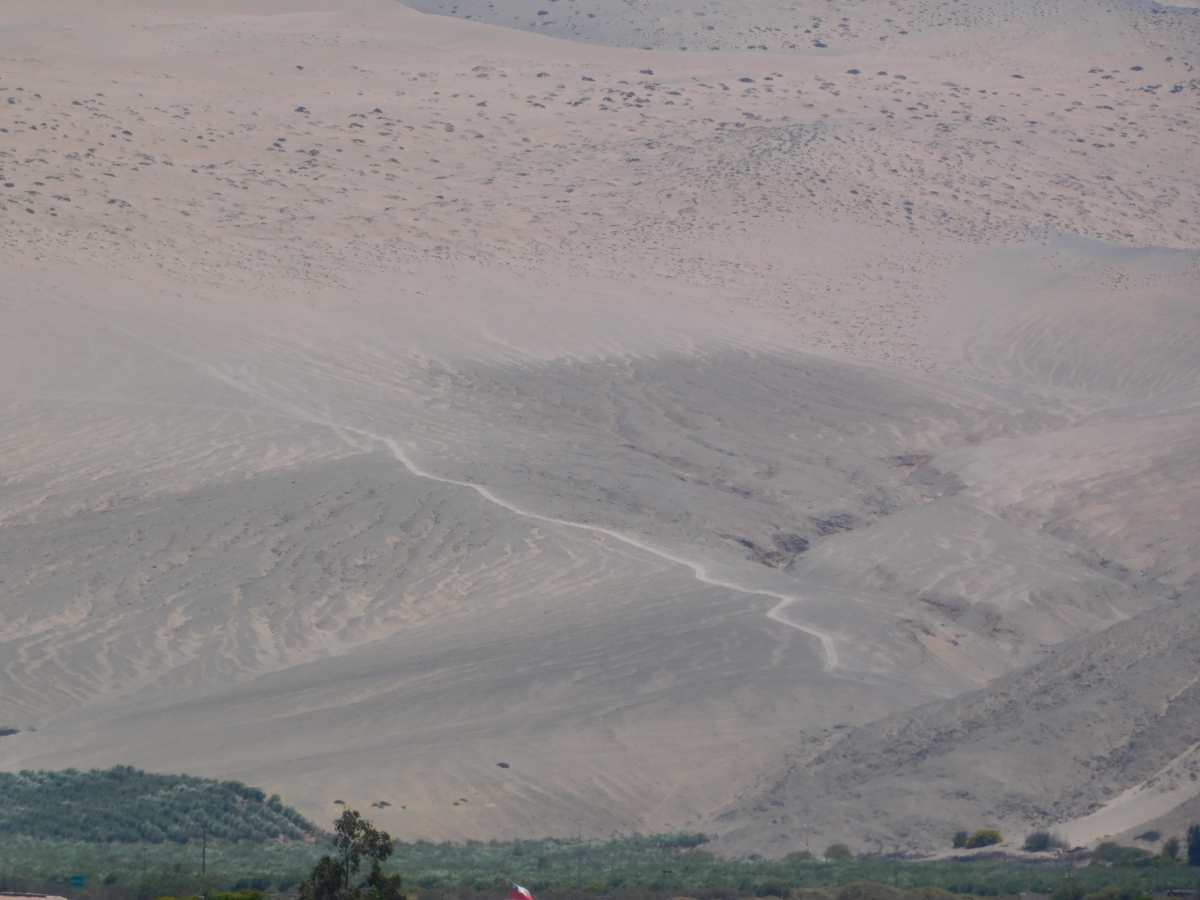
[0, 0, 1198, 857]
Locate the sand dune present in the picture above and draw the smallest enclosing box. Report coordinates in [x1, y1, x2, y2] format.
[0, 0, 1198, 852]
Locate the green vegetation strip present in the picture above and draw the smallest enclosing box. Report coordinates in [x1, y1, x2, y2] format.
[2, 769, 1198, 900]
[3, 834, 1200, 899]
[0, 767, 315, 844]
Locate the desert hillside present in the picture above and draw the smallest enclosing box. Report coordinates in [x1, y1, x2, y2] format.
[0, 0, 1197, 854]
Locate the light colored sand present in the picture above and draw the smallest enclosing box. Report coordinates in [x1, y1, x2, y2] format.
[0, 0, 1197, 852]
[1057, 740, 1200, 847]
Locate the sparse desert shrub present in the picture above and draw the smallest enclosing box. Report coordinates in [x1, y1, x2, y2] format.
[963, 829, 1002, 849]
[1135, 831, 1161, 843]
[834, 881, 903, 900]
[952, 831, 968, 849]
[785, 850, 814, 861]
[1024, 831, 1066, 852]
[823, 844, 853, 861]
[1025, 832, 1052, 852]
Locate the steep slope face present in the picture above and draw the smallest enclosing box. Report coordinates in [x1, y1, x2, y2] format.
[713, 243, 1200, 854]
[714, 590, 1200, 857]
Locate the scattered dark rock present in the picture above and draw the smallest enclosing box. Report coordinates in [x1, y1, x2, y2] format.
[773, 533, 811, 554]
[728, 533, 810, 569]
[810, 514, 857, 536]
[891, 453, 931, 468]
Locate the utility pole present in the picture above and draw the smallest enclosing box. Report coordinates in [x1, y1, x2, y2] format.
[576, 827, 583, 891]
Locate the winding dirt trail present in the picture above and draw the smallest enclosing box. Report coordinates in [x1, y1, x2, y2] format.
[367, 433, 842, 673]
[198, 355, 844, 673]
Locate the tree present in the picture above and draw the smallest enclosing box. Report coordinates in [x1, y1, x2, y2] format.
[300, 856, 345, 900]
[1187, 824, 1200, 867]
[333, 809, 395, 887]
[1162, 837, 1180, 861]
[952, 831, 968, 849]
[299, 810, 399, 900]
[823, 843, 853, 860]
[363, 858, 404, 900]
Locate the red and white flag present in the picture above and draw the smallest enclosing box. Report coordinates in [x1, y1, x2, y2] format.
[509, 884, 533, 900]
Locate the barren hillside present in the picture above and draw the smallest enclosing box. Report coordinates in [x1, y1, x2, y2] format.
[0, 0, 1196, 852]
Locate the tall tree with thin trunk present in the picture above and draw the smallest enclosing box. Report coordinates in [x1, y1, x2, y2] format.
[300, 810, 401, 900]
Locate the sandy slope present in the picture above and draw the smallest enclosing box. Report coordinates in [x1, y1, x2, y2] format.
[0, 0, 1198, 851]
[715, 589, 1200, 856]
